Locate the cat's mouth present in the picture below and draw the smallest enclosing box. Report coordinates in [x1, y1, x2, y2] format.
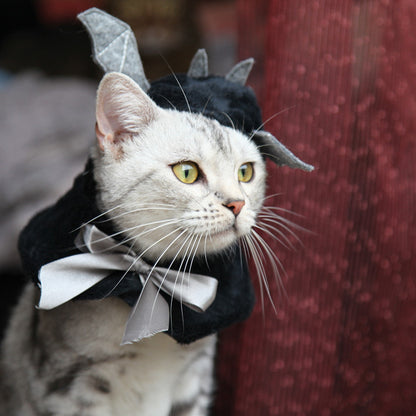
[208, 221, 252, 241]
[207, 224, 252, 243]
[209, 227, 235, 239]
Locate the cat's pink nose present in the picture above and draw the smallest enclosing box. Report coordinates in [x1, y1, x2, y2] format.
[225, 200, 245, 216]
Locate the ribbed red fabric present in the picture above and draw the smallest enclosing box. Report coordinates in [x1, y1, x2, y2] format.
[215, 1, 416, 415]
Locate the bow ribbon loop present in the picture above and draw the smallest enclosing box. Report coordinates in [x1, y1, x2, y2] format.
[38, 225, 218, 344]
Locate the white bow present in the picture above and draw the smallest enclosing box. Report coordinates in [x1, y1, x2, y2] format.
[38, 225, 218, 344]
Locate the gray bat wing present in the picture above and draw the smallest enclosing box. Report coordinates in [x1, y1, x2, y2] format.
[78, 8, 150, 92]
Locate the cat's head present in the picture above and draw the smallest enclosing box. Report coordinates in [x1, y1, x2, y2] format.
[92, 72, 267, 262]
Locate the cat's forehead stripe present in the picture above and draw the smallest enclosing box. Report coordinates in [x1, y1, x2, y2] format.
[185, 114, 232, 154]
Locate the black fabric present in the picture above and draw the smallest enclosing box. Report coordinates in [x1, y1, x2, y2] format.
[18, 159, 99, 277]
[148, 74, 263, 135]
[167, 250, 254, 344]
[18, 74, 261, 344]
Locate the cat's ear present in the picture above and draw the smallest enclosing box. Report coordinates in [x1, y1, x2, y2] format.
[252, 131, 314, 171]
[95, 72, 159, 152]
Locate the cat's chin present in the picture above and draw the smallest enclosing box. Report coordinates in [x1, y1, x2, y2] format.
[201, 228, 240, 255]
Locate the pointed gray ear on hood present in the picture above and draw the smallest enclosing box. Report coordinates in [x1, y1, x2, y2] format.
[252, 131, 314, 172]
[187, 49, 209, 78]
[225, 58, 254, 85]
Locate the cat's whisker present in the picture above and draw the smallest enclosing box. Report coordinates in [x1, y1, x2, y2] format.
[180, 232, 204, 321]
[255, 145, 292, 162]
[136, 229, 186, 268]
[107, 206, 184, 222]
[258, 218, 303, 249]
[184, 193, 211, 213]
[239, 237, 249, 276]
[157, 94, 178, 111]
[74, 218, 184, 253]
[261, 192, 283, 202]
[117, 218, 182, 240]
[253, 222, 295, 250]
[104, 228, 186, 297]
[246, 233, 278, 315]
[147, 230, 194, 331]
[187, 233, 203, 284]
[125, 219, 187, 246]
[113, 224, 186, 257]
[201, 94, 213, 116]
[74, 201, 135, 231]
[247, 234, 271, 293]
[241, 235, 266, 316]
[257, 214, 305, 247]
[168, 232, 197, 331]
[160, 55, 191, 113]
[259, 212, 303, 230]
[133, 229, 189, 324]
[260, 196, 307, 227]
[203, 232, 210, 268]
[237, 237, 244, 270]
[262, 205, 305, 219]
[221, 111, 236, 130]
[254, 143, 273, 150]
[114, 202, 180, 210]
[177, 233, 199, 300]
[241, 236, 269, 318]
[260, 208, 305, 223]
[183, 233, 203, 322]
[150, 229, 196, 333]
[251, 229, 287, 300]
[244, 235, 266, 308]
[173, 233, 200, 332]
[258, 150, 288, 160]
[249, 105, 296, 140]
[222, 243, 238, 264]
[177, 233, 200, 331]
[260, 206, 308, 228]
[76, 202, 179, 231]
[206, 227, 214, 248]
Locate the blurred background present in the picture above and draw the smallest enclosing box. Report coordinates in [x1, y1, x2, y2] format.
[1, 1, 415, 415]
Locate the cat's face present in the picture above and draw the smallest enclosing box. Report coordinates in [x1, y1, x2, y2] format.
[92, 73, 266, 262]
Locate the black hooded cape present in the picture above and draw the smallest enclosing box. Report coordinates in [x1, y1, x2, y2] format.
[18, 73, 263, 344]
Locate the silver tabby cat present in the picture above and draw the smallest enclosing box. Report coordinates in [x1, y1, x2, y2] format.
[0, 72, 270, 415]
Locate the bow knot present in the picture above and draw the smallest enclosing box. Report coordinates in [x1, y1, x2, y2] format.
[38, 225, 218, 344]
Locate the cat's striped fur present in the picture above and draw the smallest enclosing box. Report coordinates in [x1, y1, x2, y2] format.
[0, 72, 275, 415]
[1, 285, 216, 415]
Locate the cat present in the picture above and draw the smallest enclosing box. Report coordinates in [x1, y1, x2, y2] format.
[0, 9, 313, 414]
[0, 71, 270, 416]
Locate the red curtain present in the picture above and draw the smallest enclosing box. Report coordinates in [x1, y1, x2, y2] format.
[215, 1, 416, 415]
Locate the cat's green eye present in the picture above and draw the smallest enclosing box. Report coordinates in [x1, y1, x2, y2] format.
[172, 161, 199, 184]
[238, 162, 254, 183]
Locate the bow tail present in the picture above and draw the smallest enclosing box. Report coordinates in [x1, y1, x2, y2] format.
[38, 253, 130, 310]
[122, 282, 170, 344]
